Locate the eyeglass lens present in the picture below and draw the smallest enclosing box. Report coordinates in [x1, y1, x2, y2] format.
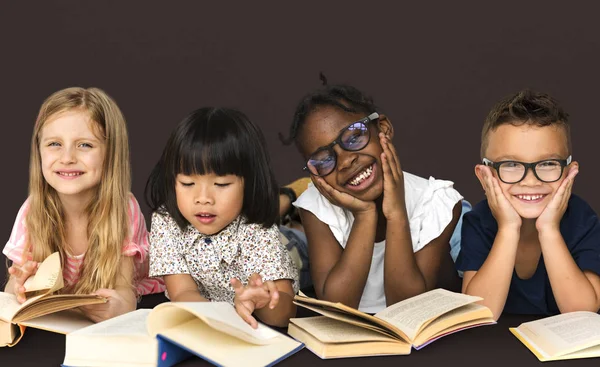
[498, 160, 563, 183]
[306, 122, 370, 176]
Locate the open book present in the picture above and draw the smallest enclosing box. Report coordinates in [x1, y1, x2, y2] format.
[510, 311, 600, 361]
[288, 288, 495, 358]
[0, 252, 105, 347]
[63, 302, 304, 367]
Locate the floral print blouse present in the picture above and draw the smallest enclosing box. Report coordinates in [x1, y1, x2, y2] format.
[149, 210, 298, 304]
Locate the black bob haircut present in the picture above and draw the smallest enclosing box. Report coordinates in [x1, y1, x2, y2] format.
[145, 107, 279, 230]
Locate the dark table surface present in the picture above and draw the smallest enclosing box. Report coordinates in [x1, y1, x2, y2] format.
[1, 293, 597, 367]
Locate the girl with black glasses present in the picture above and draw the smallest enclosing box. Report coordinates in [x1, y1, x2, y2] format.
[281, 82, 468, 313]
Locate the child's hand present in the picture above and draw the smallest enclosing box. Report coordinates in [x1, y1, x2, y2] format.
[379, 133, 407, 221]
[231, 273, 278, 329]
[478, 165, 522, 229]
[78, 289, 129, 323]
[312, 176, 376, 216]
[536, 167, 578, 233]
[8, 260, 39, 303]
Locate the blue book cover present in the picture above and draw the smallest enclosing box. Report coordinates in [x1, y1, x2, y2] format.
[155, 333, 304, 367]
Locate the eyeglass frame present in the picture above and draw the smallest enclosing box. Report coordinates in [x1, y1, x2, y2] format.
[302, 112, 380, 176]
[482, 155, 573, 184]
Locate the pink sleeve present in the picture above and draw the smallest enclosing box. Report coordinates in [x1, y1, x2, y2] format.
[122, 195, 166, 295]
[122, 195, 148, 264]
[3, 200, 31, 266]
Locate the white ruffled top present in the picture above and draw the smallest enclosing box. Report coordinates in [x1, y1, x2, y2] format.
[293, 171, 463, 313]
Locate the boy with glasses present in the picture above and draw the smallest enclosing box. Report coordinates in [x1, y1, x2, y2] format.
[456, 89, 600, 320]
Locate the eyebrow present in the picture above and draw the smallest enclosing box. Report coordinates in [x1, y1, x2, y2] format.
[41, 136, 102, 143]
[491, 154, 566, 161]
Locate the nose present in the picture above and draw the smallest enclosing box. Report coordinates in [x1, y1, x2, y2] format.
[334, 145, 358, 171]
[59, 145, 76, 164]
[194, 185, 215, 205]
[520, 166, 542, 186]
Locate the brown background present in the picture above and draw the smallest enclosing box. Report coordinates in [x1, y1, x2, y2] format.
[1, 2, 600, 364]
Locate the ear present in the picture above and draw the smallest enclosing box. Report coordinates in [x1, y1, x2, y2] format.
[474, 164, 487, 191]
[569, 160, 579, 172]
[376, 114, 394, 139]
[567, 160, 579, 176]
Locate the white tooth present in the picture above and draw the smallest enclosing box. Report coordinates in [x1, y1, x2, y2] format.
[350, 165, 374, 186]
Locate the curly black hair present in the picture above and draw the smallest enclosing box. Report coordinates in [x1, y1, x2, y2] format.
[280, 74, 379, 148]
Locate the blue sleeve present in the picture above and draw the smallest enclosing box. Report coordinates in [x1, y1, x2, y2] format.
[455, 208, 494, 272]
[571, 215, 600, 276]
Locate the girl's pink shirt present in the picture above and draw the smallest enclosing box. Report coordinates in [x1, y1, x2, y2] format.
[3, 195, 165, 296]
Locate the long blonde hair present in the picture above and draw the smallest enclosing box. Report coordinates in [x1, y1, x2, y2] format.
[26, 87, 131, 294]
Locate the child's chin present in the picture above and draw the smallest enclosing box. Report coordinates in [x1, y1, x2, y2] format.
[341, 180, 382, 201]
[514, 207, 544, 220]
[359, 181, 384, 202]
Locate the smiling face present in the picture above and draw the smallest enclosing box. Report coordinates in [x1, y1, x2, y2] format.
[298, 106, 392, 201]
[39, 110, 106, 204]
[175, 173, 244, 235]
[479, 123, 576, 219]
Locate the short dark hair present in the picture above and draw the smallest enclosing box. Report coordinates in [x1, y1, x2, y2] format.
[145, 107, 279, 229]
[481, 89, 571, 157]
[280, 83, 378, 150]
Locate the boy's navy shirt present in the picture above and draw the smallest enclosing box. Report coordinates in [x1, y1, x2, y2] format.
[456, 194, 600, 316]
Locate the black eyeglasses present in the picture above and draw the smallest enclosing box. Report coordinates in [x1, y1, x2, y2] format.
[482, 156, 572, 184]
[303, 112, 380, 176]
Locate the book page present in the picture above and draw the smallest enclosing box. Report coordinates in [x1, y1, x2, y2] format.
[0, 292, 21, 322]
[293, 296, 409, 341]
[23, 252, 64, 295]
[147, 302, 278, 345]
[0, 319, 25, 347]
[64, 309, 156, 367]
[0, 319, 17, 346]
[374, 289, 481, 341]
[412, 303, 495, 346]
[19, 309, 93, 334]
[71, 309, 151, 336]
[13, 293, 105, 322]
[288, 323, 411, 359]
[515, 312, 600, 358]
[293, 302, 398, 339]
[290, 316, 402, 344]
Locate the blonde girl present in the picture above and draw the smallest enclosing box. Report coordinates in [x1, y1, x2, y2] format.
[4, 87, 164, 322]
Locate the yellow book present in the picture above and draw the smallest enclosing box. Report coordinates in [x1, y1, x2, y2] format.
[288, 288, 495, 358]
[0, 252, 105, 347]
[510, 311, 600, 361]
[63, 302, 304, 367]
